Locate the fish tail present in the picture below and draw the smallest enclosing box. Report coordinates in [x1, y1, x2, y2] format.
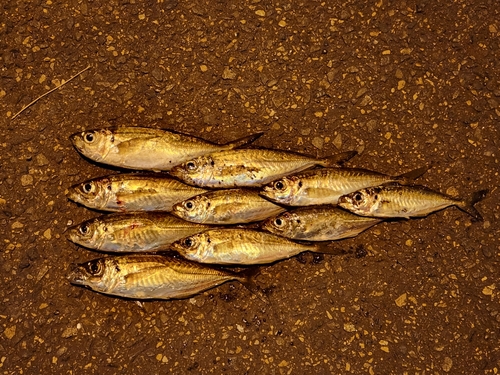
[397, 164, 431, 184]
[224, 132, 265, 149]
[236, 267, 269, 303]
[318, 150, 358, 167]
[312, 242, 347, 256]
[457, 189, 489, 221]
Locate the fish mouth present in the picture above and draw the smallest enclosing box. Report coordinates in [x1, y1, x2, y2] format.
[69, 132, 84, 152]
[67, 264, 87, 285]
[337, 195, 350, 206]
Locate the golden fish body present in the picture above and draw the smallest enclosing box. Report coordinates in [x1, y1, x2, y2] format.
[67, 213, 210, 253]
[171, 189, 285, 224]
[67, 255, 248, 300]
[338, 185, 487, 220]
[169, 149, 356, 188]
[66, 173, 207, 212]
[261, 206, 382, 241]
[170, 228, 331, 265]
[260, 166, 427, 206]
[70, 127, 262, 171]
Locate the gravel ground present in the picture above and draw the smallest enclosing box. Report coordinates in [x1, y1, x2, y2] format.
[1, 0, 499, 373]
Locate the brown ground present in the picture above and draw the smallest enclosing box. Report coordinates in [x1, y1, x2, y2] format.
[1, 0, 499, 374]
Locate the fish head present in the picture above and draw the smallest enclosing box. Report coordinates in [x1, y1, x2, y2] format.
[260, 176, 302, 205]
[66, 218, 108, 249]
[170, 233, 207, 262]
[67, 258, 117, 293]
[338, 187, 380, 215]
[171, 195, 209, 222]
[170, 156, 213, 186]
[66, 178, 112, 210]
[261, 211, 297, 237]
[70, 128, 115, 162]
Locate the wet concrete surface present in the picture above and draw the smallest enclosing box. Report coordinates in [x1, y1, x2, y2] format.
[1, 0, 499, 373]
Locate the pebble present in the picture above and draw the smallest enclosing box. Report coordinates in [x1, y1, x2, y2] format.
[333, 134, 342, 149]
[43, 229, 52, 240]
[312, 137, 324, 150]
[35, 153, 49, 166]
[12, 221, 24, 229]
[395, 293, 407, 307]
[222, 67, 236, 80]
[21, 174, 33, 186]
[442, 357, 453, 372]
[4, 325, 16, 339]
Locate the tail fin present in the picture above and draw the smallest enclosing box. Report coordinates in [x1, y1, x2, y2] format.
[236, 266, 269, 303]
[312, 242, 348, 256]
[457, 189, 488, 221]
[319, 150, 358, 167]
[224, 132, 265, 149]
[397, 165, 430, 184]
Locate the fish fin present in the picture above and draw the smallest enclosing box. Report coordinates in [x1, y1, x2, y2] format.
[319, 150, 358, 167]
[397, 165, 431, 183]
[457, 189, 488, 221]
[224, 132, 265, 149]
[312, 242, 348, 256]
[236, 267, 269, 303]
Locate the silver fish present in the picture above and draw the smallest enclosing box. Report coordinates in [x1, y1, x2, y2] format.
[171, 189, 286, 224]
[170, 228, 337, 265]
[261, 206, 382, 241]
[338, 185, 488, 220]
[169, 149, 357, 188]
[260, 166, 428, 206]
[67, 255, 254, 300]
[70, 126, 263, 171]
[66, 173, 207, 212]
[67, 213, 211, 253]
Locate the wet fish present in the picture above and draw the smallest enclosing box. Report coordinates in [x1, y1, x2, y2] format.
[67, 254, 254, 300]
[338, 185, 488, 220]
[171, 189, 286, 224]
[169, 149, 357, 188]
[70, 126, 263, 171]
[261, 206, 382, 241]
[260, 166, 428, 206]
[170, 228, 338, 265]
[67, 213, 211, 253]
[66, 173, 207, 212]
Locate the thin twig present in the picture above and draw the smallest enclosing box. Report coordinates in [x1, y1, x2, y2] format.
[11, 65, 91, 120]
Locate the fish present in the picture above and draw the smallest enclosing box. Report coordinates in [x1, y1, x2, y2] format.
[261, 206, 383, 241]
[66, 173, 207, 212]
[338, 184, 488, 220]
[169, 149, 357, 188]
[67, 254, 256, 300]
[260, 166, 428, 206]
[70, 126, 263, 171]
[169, 228, 339, 265]
[66, 213, 211, 253]
[171, 189, 286, 224]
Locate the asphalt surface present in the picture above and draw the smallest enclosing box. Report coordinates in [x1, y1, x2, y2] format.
[1, 0, 499, 373]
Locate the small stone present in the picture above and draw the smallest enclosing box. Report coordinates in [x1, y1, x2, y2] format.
[21, 174, 33, 186]
[255, 10, 266, 17]
[278, 20, 286, 27]
[12, 221, 24, 229]
[271, 123, 280, 130]
[333, 133, 342, 149]
[343, 323, 356, 332]
[222, 67, 236, 80]
[395, 293, 407, 307]
[43, 229, 52, 240]
[442, 357, 453, 372]
[61, 327, 78, 338]
[4, 325, 16, 339]
[301, 128, 311, 136]
[482, 284, 495, 296]
[312, 137, 324, 150]
[397, 80, 406, 90]
[36, 153, 49, 166]
[200, 65, 208, 72]
[395, 69, 403, 79]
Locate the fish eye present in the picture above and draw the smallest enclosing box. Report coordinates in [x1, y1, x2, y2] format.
[185, 201, 194, 210]
[79, 225, 89, 235]
[274, 180, 285, 190]
[183, 238, 193, 247]
[354, 193, 363, 202]
[186, 161, 197, 170]
[274, 218, 284, 227]
[82, 183, 93, 193]
[87, 260, 102, 275]
[84, 132, 95, 143]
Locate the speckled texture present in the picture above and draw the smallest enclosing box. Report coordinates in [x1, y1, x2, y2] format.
[1, 0, 499, 374]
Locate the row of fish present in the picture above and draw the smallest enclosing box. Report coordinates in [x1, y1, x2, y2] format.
[66, 126, 488, 300]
